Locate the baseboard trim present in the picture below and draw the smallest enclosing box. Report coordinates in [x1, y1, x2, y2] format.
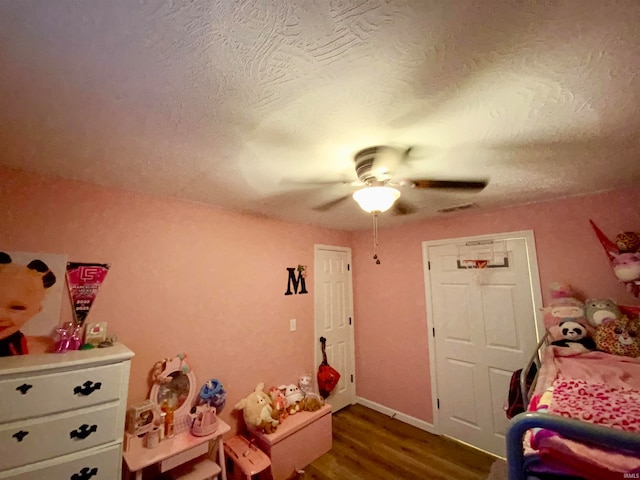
[355, 397, 438, 435]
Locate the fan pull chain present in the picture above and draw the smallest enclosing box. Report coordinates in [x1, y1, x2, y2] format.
[372, 212, 381, 264]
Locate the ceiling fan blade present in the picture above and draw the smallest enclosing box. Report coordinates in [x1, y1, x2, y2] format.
[280, 177, 355, 187]
[391, 199, 417, 216]
[408, 179, 488, 191]
[312, 194, 352, 212]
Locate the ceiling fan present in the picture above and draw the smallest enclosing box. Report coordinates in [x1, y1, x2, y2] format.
[296, 145, 488, 216]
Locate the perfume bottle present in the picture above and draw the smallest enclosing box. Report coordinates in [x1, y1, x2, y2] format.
[161, 395, 177, 438]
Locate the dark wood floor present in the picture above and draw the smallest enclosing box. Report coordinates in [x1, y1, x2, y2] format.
[299, 404, 496, 480]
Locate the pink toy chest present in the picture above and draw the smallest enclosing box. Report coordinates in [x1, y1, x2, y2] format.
[248, 404, 332, 480]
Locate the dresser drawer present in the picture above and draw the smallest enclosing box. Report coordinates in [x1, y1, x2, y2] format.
[0, 442, 121, 480]
[0, 362, 125, 423]
[0, 402, 120, 470]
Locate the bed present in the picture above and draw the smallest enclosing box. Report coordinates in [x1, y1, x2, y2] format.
[506, 331, 640, 480]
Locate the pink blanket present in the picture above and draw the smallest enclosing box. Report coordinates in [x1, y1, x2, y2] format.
[527, 347, 640, 479]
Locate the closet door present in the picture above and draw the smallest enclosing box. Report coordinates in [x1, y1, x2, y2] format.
[424, 231, 542, 457]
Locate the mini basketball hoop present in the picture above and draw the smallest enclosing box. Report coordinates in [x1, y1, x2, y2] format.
[462, 259, 489, 284]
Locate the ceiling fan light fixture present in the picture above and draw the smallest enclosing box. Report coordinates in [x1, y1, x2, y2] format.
[352, 186, 401, 213]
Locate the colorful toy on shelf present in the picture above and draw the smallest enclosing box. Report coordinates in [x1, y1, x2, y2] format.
[199, 378, 226, 413]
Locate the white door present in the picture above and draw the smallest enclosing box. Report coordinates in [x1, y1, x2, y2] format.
[423, 231, 543, 457]
[314, 245, 356, 411]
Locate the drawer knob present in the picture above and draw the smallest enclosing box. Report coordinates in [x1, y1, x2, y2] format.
[73, 381, 102, 396]
[70, 424, 97, 440]
[71, 467, 98, 480]
[12, 430, 29, 442]
[16, 384, 33, 395]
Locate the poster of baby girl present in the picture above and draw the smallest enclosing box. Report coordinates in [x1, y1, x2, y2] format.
[0, 251, 67, 356]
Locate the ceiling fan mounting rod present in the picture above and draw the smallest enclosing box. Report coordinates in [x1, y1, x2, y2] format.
[372, 212, 381, 265]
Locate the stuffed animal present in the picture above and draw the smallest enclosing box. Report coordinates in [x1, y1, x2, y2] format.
[550, 321, 596, 352]
[300, 395, 323, 412]
[298, 373, 313, 397]
[542, 282, 587, 328]
[278, 384, 303, 415]
[615, 232, 640, 253]
[298, 373, 324, 406]
[594, 316, 640, 358]
[0, 252, 57, 356]
[612, 253, 640, 283]
[268, 385, 289, 421]
[234, 383, 279, 434]
[584, 298, 621, 328]
[298, 373, 324, 405]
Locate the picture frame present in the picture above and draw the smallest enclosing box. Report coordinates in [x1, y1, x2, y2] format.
[126, 400, 158, 436]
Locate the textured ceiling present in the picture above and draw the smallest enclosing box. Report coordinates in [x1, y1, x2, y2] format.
[1, 0, 640, 231]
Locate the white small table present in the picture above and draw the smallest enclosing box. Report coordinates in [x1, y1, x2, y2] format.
[123, 419, 230, 480]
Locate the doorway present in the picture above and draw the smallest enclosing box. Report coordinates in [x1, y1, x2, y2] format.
[422, 230, 543, 457]
[314, 245, 356, 411]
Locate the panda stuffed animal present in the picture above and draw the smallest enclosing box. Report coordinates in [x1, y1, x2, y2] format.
[551, 321, 596, 352]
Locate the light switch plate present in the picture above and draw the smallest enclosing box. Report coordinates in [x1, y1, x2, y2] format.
[289, 318, 296, 331]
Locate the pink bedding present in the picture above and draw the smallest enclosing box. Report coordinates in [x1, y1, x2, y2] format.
[526, 346, 640, 479]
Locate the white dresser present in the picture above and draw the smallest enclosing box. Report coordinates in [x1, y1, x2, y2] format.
[0, 343, 134, 480]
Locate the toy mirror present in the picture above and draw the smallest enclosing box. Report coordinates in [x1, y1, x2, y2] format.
[149, 353, 197, 433]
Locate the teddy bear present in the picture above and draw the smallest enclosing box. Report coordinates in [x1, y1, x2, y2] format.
[615, 232, 640, 253]
[268, 385, 289, 421]
[298, 373, 314, 397]
[300, 395, 323, 412]
[584, 298, 621, 328]
[594, 316, 640, 358]
[234, 383, 279, 434]
[550, 321, 596, 352]
[298, 373, 324, 408]
[278, 383, 304, 415]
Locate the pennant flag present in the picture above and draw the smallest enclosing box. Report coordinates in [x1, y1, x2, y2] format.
[589, 219, 618, 263]
[66, 262, 110, 326]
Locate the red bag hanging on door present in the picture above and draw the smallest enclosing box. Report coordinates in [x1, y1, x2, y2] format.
[317, 337, 341, 399]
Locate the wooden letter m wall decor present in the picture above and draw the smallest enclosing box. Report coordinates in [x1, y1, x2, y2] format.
[285, 267, 308, 295]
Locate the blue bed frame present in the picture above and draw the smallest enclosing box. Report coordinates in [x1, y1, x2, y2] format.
[505, 334, 640, 480]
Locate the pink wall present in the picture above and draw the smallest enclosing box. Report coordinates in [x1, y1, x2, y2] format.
[352, 188, 640, 424]
[4, 164, 640, 431]
[0, 166, 351, 433]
